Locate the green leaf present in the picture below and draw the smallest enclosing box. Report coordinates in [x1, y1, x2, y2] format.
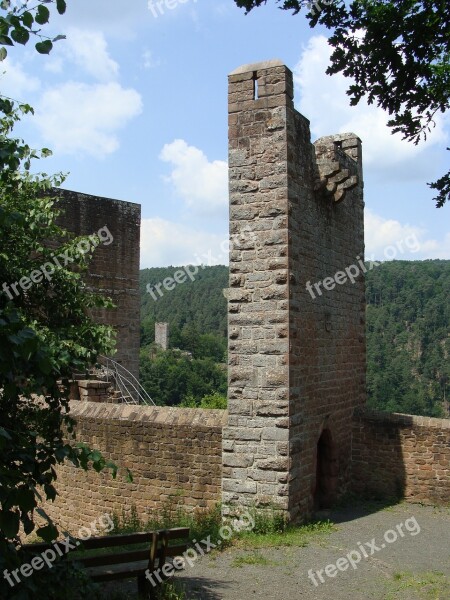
[56, 0, 66, 15]
[36, 523, 58, 543]
[55, 445, 69, 461]
[22, 11, 33, 29]
[11, 27, 30, 45]
[38, 354, 52, 374]
[0, 510, 20, 538]
[15, 488, 36, 513]
[35, 39, 53, 54]
[0, 34, 13, 46]
[90, 450, 102, 463]
[35, 5, 50, 25]
[0, 47, 7, 61]
[52, 34, 66, 43]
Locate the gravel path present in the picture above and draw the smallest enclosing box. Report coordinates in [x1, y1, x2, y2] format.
[173, 503, 450, 600]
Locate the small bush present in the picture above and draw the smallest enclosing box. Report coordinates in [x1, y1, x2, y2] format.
[180, 392, 227, 409]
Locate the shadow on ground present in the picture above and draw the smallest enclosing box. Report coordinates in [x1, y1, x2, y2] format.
[323, 496, 404, 525]
[176, 575, 230, 599]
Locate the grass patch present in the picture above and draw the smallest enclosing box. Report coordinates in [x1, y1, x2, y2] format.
[112, 500, 224, 546]
[385, 571, 449, 599]
[231, 551, 275, 568]
[156, 580, 186, 600]
[111, 500, 337, 552]
[233, 518, 336, 550]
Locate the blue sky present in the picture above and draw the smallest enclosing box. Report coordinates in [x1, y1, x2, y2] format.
[2, 0, 449, 267]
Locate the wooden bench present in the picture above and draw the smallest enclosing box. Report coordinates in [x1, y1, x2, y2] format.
[23, 527, 190, 599]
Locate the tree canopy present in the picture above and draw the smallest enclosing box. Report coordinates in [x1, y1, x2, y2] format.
[0, 0, 67, 59]
[234, 0, 450, 207]
[0, 3, 126, 598]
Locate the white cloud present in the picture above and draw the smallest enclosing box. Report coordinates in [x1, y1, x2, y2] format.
[36, 81, 142, 157]
[142, 50, 160, 69]
[294, 36, 448, 178]
[0, 58, 40, 98]
[0, 30, 142, 160]
[141, 217, 228, 268]
[159, 139, 228, 216]
[57, 0, 145, 36]
[365, 209, 450, 260]
[63, 29, 119, 82]
[44, 56, 64, 74]
[141, 210, 450, 268]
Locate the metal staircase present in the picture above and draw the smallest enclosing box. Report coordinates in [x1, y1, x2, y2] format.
[94, 355, 155, 406]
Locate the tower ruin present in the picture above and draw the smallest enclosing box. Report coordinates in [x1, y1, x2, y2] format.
[223, 60, 366, 521]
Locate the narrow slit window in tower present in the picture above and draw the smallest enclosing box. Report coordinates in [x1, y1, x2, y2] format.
[252, 72, 259, 100]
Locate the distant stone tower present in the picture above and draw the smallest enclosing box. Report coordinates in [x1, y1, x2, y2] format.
[223, 60, 366, 522]
[155, 322, 169, 351]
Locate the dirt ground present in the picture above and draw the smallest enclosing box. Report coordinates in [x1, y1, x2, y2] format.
[107, 502, 450, 600]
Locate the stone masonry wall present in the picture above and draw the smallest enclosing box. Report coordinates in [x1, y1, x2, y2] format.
[44, 403, 226, 533]
[352, 408, 450, 504]
[288, 133, 365, 518]
[224, 60, 365, 521]
[56, 189, 141, 379]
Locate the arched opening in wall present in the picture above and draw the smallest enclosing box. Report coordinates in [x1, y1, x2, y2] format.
[314, 429, 338, 510]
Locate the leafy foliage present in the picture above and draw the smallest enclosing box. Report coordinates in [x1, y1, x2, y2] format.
[180, 391, 227, 409]
[0, 0, 67, 59]
[233, 0, 450, 207]
[0, 98, 119, 599]
[140, 347, 227, 407]
[0, 6, 125, 598]
[140, 267, 228, 406]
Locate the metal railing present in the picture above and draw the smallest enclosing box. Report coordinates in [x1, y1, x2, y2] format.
[95, 355, 155, 406]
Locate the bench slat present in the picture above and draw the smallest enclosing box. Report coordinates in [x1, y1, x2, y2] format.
[22, 527, 190, 553]
[22, 527, 190, 587]
[75, 549, 149, 568]
[86, 560, 149, 582]
[22, 533, 152, 554]
[75, 544, 187, 568]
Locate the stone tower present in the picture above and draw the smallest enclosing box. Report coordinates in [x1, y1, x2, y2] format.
[155, 322, 169, 351]
[223, 60, 366, 521]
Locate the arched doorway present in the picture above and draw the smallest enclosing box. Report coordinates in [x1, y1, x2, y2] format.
[314, 429, 338, 510]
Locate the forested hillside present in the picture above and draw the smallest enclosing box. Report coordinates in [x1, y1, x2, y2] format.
[140, 266, 227, 343]
[366, 260, 449, 417]
[140, 266, 228, 407]
[140, 261, 449, 417]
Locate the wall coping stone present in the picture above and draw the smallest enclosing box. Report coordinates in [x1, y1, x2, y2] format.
[69, 401, 228, 428]
[58, 187, 140, 209]
[354, 407, 450, 429]
[77, 380, 109, 389]
[229, 59, 284, 75]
